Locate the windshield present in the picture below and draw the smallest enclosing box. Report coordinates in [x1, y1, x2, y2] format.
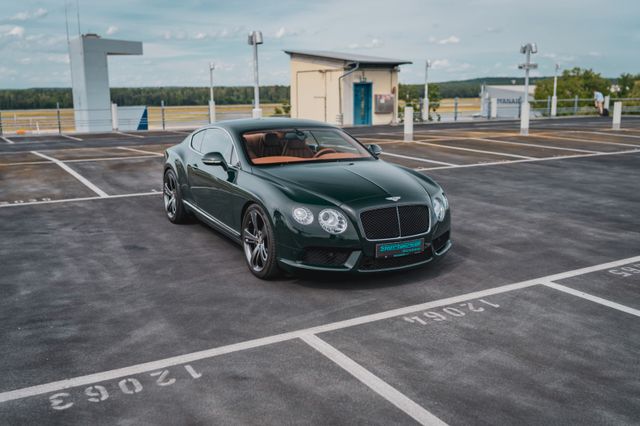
[241, 128, 373, 165]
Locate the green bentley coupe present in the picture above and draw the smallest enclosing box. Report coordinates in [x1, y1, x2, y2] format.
[163, 118, 451, 279]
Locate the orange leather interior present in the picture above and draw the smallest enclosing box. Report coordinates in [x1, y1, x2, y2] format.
[242, 131, 369, 165]
[252, 152, 367, 164]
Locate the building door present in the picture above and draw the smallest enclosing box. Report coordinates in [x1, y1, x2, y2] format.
[353, 82, 372, 125]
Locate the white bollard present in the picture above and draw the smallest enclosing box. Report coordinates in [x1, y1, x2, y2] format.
[551, 96, 557, 117]
[404, 106, 413, 142]
[490, 98, 497, 119]
[111, 103, 118, 131]
[604, 95, 610, 112]
[520, 102, 530, 136]
[252, 108, 262, 119]
[208, 100, 216, 123]
[612, 101, 622, 130]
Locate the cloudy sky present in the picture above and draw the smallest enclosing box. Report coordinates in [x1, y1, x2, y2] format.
[1, 0, 638, 88]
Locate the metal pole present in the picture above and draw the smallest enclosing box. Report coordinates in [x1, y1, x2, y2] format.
[56, 102, 62, 134]
[252, 41, 261, 118]
[523, 49, 530, 109]
[161, 100, 166, 131]
[547, 96, 551, 116]
[551, 64, 558, 117]
[422, 60, 430, 121]
[209, 63, 214, 104]
[574, 95, 579, 115]
[454, 97, 458, 121]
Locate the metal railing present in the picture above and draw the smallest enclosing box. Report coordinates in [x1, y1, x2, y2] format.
[397, 97, 640, 123]
[0, 103, 282, 135]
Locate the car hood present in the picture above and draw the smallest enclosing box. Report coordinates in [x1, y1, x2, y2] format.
[256, 160, 435, 208]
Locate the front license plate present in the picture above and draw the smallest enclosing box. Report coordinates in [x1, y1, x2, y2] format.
[375, 238, 425, 258]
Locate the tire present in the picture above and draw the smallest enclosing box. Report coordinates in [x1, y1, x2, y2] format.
[163, 168, 189, 223]
[242, 204, 280, 279]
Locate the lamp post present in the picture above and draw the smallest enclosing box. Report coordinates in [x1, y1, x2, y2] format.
[518, 42, 538, 135]
[551, 63, 559, 117]
[422, 60, 431, 122]
[248, 31, 263, 118]
[208, 62, 216, 123]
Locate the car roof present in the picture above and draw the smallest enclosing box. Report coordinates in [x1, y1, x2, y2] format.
[205, 118, 338, 134]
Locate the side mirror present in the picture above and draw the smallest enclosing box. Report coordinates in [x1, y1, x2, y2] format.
[202, 152, 228, 170]
[368, 144, 383, 157]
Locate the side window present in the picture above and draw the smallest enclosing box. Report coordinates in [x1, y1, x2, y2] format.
[201, 129, 234, 163]
[191, 130, 205, 153]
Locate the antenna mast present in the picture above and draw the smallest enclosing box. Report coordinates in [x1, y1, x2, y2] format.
[76, 0, 81, 37]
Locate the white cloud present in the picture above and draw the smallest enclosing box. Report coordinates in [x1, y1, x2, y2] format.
[274, 27, 300, 39]
[431, 59, 450, 69]
[46, 54, 70, 64]
[0, 25, 24, 38]
[485, 27, 502, 33]
[542, 52, 575, 63]
[10, 8, 47, 21]
[588, 51, 602, 57]
[346, 38, 383, 49]
[106, 26, 119, 36]
[437, 35, 460, 45]
[194, 32, 207, 40]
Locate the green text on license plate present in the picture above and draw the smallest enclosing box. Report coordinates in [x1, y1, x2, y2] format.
[375, 238, 425, 258]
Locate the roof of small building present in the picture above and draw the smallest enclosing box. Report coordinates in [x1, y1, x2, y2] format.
[284, 50, 411, 66]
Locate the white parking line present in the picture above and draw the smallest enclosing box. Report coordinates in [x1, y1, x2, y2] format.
[1, 136, 14, 144]
[542, 281, 640, 317]
[115, 131, 145, 139]
[30, 151, 109, 198]
[60, 134, 83, 141]
[534, 133, 640, 148]
[469, 137, 601, 154]
[117, 146, 164, 156]
[569, 130, 640, 140]
[416, 148, 640, 171]
[381, 151, 457, 166]
[0, 191, 160, 208]
[1, 254, 638, 404]
[415, 141, 534, 160]
[301, 334, 447, 426]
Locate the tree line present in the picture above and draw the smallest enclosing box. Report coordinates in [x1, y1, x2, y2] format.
[0, 86, 290, 110]
[1, 72, 637, 110]
[533, 68, 640, 100]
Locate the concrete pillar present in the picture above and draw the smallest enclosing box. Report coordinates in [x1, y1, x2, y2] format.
[404, 106, 413, 142]
[612, 101, 622, 130]
[252, 108, 262, 119]
[68, 35, 142, 132]
[208, 100, 216, 124]
[490, 98, 497, 119]
[520, 102, 530, 136]
[604, 95, 610, 112]
[551, 96, 557, 117]
[111, 103, 118, 131]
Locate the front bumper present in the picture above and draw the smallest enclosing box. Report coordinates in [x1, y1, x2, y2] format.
[276, 217, 452, 274]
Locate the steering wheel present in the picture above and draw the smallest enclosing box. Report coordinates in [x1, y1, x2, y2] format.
[314, 148, 337, 158]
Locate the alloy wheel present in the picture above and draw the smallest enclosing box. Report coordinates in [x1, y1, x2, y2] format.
[243, 210, 269, 272]
[163, 172, 177, 220]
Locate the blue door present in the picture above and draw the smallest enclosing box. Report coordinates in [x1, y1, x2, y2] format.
[353, 82, 372, 125]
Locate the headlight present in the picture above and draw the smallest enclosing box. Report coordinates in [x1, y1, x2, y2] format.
[318, 208, 348, 234]
[433, 196, 447, 222]
[292, 207, 314, 225]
